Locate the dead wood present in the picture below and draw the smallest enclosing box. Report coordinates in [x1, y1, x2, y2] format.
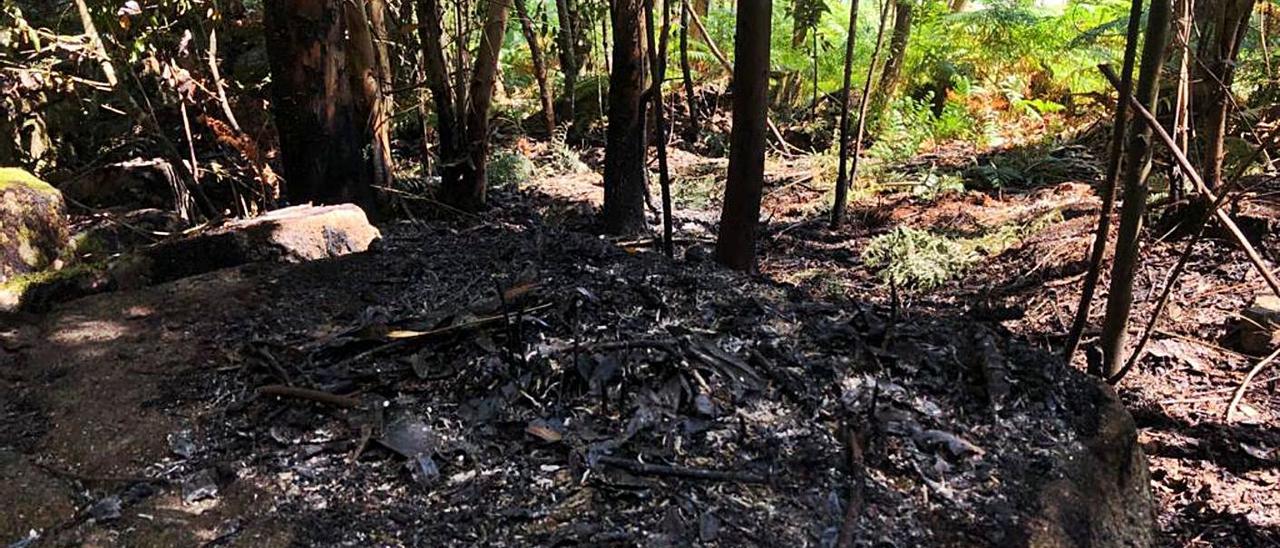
[594, 455, 767, 483]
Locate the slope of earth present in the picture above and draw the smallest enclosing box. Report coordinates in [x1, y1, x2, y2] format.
[1, 185, 1151, 545]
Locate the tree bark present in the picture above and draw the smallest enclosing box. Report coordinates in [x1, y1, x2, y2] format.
[1061, 0, 1146, 365]
[1196, 0, 1256, 189]
[263, 0, 390, 213]
[555, 0, 581, 134]
[691, 0, 711, 42]
[517, 0, 557, 135]
[417, 0, 460, 177]
[603, 0, 650, 236]
[872, 0, 913, 120]
[1099, 0, 1173, 377]
[451, 0, 512, 211]
[830, 0, 861, 226]
[680, 0, 699, 143]
[416, 0, 510, 211]
[715, 0, 772, 271]
[647, 0, 674, 257]
[833, 0, 890, 226]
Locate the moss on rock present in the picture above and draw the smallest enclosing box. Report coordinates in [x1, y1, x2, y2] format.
[0, 167, 68, 282]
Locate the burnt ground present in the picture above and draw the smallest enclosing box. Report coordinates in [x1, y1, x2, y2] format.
[1, 139, 1278, 546]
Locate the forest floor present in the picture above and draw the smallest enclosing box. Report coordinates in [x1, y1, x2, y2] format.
[2, 134, 1279, 546]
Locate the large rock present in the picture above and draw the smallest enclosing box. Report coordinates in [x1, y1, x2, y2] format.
[0, 168, 67, 283]
[1026, 381, 1156, 547]
[2, 204, 379, 313]
[145, 203, 381, 283]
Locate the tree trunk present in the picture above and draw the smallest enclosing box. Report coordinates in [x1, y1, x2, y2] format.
[417, 0, 460, 176]
[1061, 0, 1147, 364]
[833, 0, 890, 226]
[872, 0, 913, 120]
[451, 0, 512, 211]
[647, 0, 674, 257]
[417, 0, 510, 211]
[603, 0, 649, 236]
[715, 0, 771, 271]
[680, 0, 699, 143]
[691, 0, 711, 42]
[1196, 0, 1256, 189]
[517, 0, 557, 135]
[1099, 0, 1173, 377]
[830, 0, 861, 227]
[263, 0, 390, 213]
[555, 0, 581, 134]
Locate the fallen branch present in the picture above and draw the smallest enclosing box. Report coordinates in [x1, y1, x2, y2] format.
[1101, 65, 1280, 299]
[257, 385, 362, 409]
[835, 426, 866, 548]
[1225, 346, 1280, 422]
[594, 455, 766, 483]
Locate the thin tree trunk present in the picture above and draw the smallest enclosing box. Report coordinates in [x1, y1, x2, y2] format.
[691, 0, 711, 42]
[871, 0, 912, 120]
[603, 0, 650, 236]
[555, 0, 580, 136]
[714, 0, 772, 271]
[647, 0, 674, 257]
[1198, 0, 1256, 189]
[680, 0, 699, 143]
[346, 0, 394, 196]
[73, 0, 118, 87]
[418, 0, 460, 176]
[1170, 0, 1194, 200]
[263, 0, 389, 213]
[833, 0, 890, 226]
[451, 0, 512, 211]
[830, 0, 861, 227]
[1098, 0, 1173, 377]
[516, 0, 557, 134]
[1061, 0, 1146, 364]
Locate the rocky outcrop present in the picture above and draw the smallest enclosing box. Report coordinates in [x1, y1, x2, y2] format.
[1025, 380, 1156, 547]
[0, 168, 67, 283]
[145, 203, 381, 283]
[3, 204, 379, 313]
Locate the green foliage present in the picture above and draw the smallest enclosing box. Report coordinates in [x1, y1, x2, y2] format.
[868, 93, 986, 163]
[487, 150, 535, 189]
[910, 171, 965, 201]
[904, 0, 1131, 102]
[863, 226, 978, 291]
[862, 208, 1064, 291]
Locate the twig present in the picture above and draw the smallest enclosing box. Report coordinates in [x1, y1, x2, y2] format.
[257, 385, 363, 409]
[1100, 65, 1280, 300]
[594, 455, 766, 483]
[207, 29, 242, 132]
[37, 462, 172, 486]
[1225, 346, 1280, 422]
[835, 425, 866, 548]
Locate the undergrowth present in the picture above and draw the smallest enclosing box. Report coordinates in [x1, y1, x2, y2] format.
[862, 208, 1064, 290]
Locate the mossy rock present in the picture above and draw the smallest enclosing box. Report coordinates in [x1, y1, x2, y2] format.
[0, 168, 68, 283]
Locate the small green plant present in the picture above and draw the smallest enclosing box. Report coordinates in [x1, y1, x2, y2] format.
[863, 226, 979, 291]
[863, 209, 1064, 291]
[910, 171, 966, 201]
[487, 150, 535, 189]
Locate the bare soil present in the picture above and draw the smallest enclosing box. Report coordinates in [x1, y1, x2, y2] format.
[1, 140, 1276, 546]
